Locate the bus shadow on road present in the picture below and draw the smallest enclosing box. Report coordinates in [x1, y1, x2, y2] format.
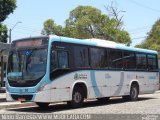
[7, 97, 155, 113]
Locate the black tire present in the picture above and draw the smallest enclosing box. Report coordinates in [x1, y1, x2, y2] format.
[130, 84, 139, 101]
[36, 102, 49, 109]
[97, 97, 110, 103]
[68, 87, 84, 108]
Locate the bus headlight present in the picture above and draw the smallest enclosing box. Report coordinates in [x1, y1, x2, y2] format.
[36, 83, 46, 93]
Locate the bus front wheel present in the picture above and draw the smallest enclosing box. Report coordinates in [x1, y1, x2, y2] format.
[68, 87, 84, 108]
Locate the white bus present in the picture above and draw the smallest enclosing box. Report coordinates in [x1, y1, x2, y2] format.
[6, 35, 159, 108]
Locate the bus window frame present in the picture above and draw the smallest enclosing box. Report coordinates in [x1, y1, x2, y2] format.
[122, 50, 137, 71]
[108, 48, 123, 70]
[50, 44, 70, 80]
[73, 45, 90, 69]
[50, 41, 159, 72]
[135, 53, 148, 71]
[147, 54, 159, 72]
[89, 47, 109, 69]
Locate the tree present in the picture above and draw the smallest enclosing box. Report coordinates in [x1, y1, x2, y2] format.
[136, 19, 160, 50]
[41, 19, 64, 36]
[42, 6, 131, 45]
[0, 24, 7, 43]
[65, 6, 103, 38]
[105, 1, 124, 29]
[0, 0, 17, 22]
[0, 0, 16, 43]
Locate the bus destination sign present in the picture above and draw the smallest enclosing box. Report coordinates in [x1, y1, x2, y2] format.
[16, 39, 42, 47]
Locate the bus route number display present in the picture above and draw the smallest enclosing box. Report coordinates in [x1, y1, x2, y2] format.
[16, 39, 42, 47]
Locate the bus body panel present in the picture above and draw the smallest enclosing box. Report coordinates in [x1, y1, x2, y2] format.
[6, 35, 159, 104]
[34, 89, 51, 102]
[6, 91, 13, 101]
[31, 70, 159, 103]
[50, 71, 90, 101]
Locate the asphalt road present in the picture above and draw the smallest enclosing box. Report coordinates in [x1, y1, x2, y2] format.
[0, 92, 159, 114]
[0, 92, 160, 120]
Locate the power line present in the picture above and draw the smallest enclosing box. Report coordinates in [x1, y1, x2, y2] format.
[4, 22, 151, 41]
[4, 22, 42, 34]
[127, 25, 153, 35]
[132, 36, 147, 40]
[15, 26, 41, 34]
[128, 25, 151, 32]
[5, 20, 152, 34]
[129, 0, 160, 13]
[130, 29, 150, 34]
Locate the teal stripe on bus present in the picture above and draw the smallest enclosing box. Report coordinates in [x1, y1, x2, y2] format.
[90, 71, 102, 97]
[50, 35, 157, 55]
[116, 44, 157, 54]
[50, 36, 97, 46]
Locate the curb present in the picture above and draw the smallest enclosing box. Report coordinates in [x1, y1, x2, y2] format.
[0, 98, 6, 102]
[0, 102, 36, 109]
[0, 91, 159, 109]
[0, 88, 5, 93]
[156, 90, 160, 92]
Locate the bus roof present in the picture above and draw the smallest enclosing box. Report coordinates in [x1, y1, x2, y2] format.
[50, 35, 157, 55]
[12, 36, 48, 42]
[12, 35, 157, 55]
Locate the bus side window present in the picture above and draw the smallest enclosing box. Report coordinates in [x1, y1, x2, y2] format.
[74, 46, 89, 68]
[136, 53, 147, 70]
[50, 50, 69, 80]
[123, 51, 136, 70]
[58, 51, 69, 69]
[50, 50, 69, 70]
[90, 48, 108, 69]
[147, 54, 158, 71]
[109, 49, 123, 69]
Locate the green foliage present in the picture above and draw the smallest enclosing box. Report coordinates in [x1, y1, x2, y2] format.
[136, 19, 160, 50]
[42, 6, 131, 45]
[0, 0, 16, 22]
[41, 19, 64, 36]
[65, 6, 103, 38]
[0, 24, 8, 43]
[0, 0, 16, 43]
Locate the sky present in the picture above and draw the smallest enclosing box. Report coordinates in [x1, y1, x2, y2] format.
[3, 0, 160, 46]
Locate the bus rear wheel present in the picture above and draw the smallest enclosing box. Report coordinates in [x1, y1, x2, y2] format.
[36, 102, 49, 109]
[68, 87, 84, 108]
[123, 84, 139, 101]
[130, 84, 139, 101]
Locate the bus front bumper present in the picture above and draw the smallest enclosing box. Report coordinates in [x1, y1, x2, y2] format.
[6, 90, 51, 103]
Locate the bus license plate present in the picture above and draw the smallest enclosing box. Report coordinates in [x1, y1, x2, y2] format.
[18, 98, 26, 102]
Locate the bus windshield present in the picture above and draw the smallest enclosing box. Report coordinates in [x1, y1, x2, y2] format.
[7, 48, 48, 80]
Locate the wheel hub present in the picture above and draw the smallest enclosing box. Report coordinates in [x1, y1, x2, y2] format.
[131, 87, 137, 99]
[74, 92, 81, 103]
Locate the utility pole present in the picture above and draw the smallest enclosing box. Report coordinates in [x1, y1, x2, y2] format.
[9, 29, 11, 43]
[1, 55, 4, 87]
[0, 49, 5, 87]
[9, 22, 22, 43]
